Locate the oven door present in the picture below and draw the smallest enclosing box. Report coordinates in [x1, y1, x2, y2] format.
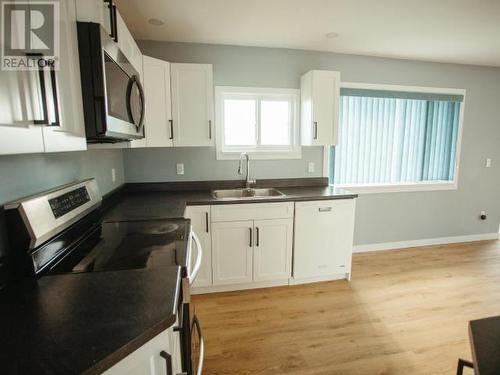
[179, 230, 205, 375]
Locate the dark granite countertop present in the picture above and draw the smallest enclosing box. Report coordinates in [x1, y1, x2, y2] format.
[0, 267, 181, 375]
[469, 316, 500, 375]
[102, 180, 357, 222]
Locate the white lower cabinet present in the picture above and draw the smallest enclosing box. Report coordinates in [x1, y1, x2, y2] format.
[293, 199, 356, 282]
[184, 205, 213, 288]
[102, 326, 181, 375]
[253, 219, 293, 282]
[212, 220, 254, 286]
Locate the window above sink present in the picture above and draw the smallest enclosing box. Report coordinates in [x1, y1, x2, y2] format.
[215, 86, 301, 160]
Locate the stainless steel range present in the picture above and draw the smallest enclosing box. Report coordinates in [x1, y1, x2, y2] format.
[4, 178, 204, 375]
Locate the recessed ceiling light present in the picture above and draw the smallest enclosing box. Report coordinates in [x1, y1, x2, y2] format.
[325, 32, 339, 39]
[148, 18, 165, 26]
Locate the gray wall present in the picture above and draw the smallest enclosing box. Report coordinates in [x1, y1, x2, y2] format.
[0, 149, 125, 257]
[131, 41, 500, 245]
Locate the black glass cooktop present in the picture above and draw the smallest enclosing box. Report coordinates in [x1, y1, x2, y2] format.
[50, 219, 190, 274]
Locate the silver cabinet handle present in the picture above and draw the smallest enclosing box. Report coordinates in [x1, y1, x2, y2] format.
[318, 207, 332, 212]
[205, 212, 209, 233]
[249, 227, 253, 247]
[208, 120, 212, 139]
[255, 227, 259, 247]
[189, 231, 203, 285]
[192, 315, 205, 375]
[313, 121, 318, 140]
[169, 119, 174, 139]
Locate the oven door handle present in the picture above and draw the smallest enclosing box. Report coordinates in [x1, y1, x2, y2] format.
[192, 315, 205, 375]
[189, 231, 203, 286]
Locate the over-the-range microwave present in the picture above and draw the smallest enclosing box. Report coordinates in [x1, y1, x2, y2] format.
[77, 22, 145, 143]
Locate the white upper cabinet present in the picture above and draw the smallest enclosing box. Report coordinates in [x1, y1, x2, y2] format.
[170, 63, 214, 147]
[0, 0, 86, 155]
[300, 70, 341, 146]
[140, 55, 173, 148]
[42, 0, 86, 153]
[75, 0, 112, 35]
[115, 9, 142, 74]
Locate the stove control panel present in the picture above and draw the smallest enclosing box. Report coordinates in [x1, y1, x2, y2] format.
[49, 186, 91, 218]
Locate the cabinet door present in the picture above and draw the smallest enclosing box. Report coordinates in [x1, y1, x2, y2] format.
[116, 10, 142, 74]
[253, 219, 293, 282]
[185, 205, 212, 288]
[212, 221, 253, 286]
[0, 2, 45, 155]
[293, 199, 355, 279]
[102, 328, 175, 375]
[171, 63, 214, 146]
[301, 70, 340, 146]
[142, 56, 173, 148]
[42, 0, 87, 153]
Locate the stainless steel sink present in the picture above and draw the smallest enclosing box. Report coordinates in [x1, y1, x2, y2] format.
[212, 188, 286, 200]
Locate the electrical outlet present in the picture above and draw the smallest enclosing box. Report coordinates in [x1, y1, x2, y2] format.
[176, 163, 184, 175]
[111, 168, 116, 182]
[308, 162, 315, 173]
[485, 158, 492, 168]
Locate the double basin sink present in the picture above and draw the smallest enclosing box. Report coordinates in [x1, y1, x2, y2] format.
[212, 188, 285, 200]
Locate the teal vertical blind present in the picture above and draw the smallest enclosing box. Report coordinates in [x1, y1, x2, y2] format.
[333, 89, 462, 185]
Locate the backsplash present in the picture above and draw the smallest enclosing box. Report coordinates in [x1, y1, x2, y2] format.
[123, 146, 324, 183]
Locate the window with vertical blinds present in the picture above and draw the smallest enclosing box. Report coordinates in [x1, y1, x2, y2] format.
[331, 87, 464, 188]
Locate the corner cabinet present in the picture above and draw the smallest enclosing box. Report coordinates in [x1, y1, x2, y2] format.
[102, 325, 182, 375]
[300, 70, 341, 146]
[292, 199, 356, 283]
[170, 63, 214, 147]
[0, 0, 86, 155]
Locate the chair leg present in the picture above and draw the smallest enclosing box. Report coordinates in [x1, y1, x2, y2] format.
[456, 358, 474, 375]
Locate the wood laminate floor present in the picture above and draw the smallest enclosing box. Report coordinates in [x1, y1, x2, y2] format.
[192, 240, 500, 375]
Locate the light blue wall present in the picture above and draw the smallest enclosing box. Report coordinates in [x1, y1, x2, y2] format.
[0, 149, 124, 205]
[131, 41, 500, 245]
[124, 147, 323, 182]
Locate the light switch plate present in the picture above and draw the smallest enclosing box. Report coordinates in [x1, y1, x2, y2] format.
[176, 163, 185, 175]
[111, 168, 116, 182]
[308, 162, 315, 173]
[486, 158, 492, 168]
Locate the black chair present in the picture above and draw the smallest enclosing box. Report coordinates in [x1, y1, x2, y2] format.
[456, 358, 474, 375]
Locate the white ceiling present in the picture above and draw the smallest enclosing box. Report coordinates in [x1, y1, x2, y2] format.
[115, 0, 500, 67]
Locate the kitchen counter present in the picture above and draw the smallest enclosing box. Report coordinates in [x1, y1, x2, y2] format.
[469, 316, 500, 375]
[102, 180, 357, 221]
[0, 267, 181, 375]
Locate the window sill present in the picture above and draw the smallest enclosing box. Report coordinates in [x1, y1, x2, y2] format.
[334, 180, 458, 194]
[216, 148, 302, 160]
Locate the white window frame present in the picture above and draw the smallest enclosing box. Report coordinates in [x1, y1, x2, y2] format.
[327, 82, 466, 194]
[215, 86, 301, 160]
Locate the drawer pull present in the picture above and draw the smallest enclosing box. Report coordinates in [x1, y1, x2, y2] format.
[318, 207, 332, 212]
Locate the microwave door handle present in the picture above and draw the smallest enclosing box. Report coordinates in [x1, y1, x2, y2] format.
[189, 231, 203, 285]
[126, 75, 145, 134]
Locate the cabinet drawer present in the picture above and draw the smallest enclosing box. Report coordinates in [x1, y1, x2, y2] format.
[211, 202, 294, 222]
[295, 199, 355, 212]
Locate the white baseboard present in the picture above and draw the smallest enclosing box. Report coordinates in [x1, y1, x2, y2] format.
[289, 273, 347, 285]
[192, 279, 289, 295]
[353, 233, 500, 253]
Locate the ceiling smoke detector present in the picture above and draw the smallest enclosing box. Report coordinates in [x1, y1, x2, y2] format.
[325, 32, 339, 39]
[148, 18, 165, 26]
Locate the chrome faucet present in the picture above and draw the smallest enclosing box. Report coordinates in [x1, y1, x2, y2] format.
[238, 152, 256, 188]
